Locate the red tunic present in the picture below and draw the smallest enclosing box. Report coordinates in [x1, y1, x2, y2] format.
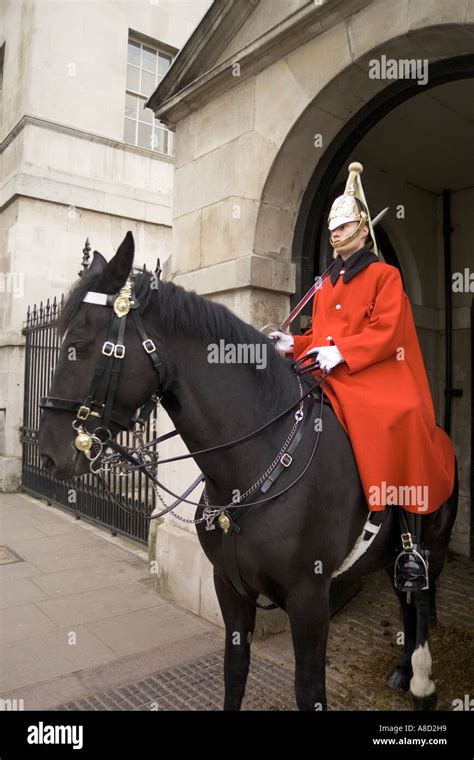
[292, 254, 455, 514]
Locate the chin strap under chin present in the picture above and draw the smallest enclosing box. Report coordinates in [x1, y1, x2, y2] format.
[330, 214, 368, 250]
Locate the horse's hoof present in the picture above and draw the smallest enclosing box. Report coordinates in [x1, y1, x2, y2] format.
[387, 666, 411, 691]
[410, 691, 438, 711]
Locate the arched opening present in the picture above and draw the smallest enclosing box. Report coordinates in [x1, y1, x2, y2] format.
[292, 54, 474, 300]
[256, 52, 474, 558]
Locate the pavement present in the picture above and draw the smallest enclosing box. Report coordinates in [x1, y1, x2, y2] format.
[0, 492, 222, 710]
[1, 491, 473, 711]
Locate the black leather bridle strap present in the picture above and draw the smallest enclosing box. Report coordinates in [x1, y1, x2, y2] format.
[39, 310, 131, 429]
[260, 416, 307, 494]
[218, 400, 318, 610]
[102, 315, 127, 428]
[82, 311, 121, 415]
[131, 311, 165, 385]
[40, 296, 165, 433]
[39, 396, 133, 430]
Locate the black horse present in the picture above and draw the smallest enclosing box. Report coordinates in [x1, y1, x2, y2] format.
[38, 232, 458, 711]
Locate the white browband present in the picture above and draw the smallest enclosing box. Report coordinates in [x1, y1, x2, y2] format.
[83, 292, 108, 306]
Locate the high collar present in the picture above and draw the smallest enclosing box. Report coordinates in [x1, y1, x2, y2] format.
[329, 246, 379, 286]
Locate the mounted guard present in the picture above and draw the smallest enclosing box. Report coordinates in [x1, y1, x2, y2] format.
[271, 162, 456, 592]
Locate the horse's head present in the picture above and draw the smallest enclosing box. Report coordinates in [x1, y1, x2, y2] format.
[38, 231, 167, 479]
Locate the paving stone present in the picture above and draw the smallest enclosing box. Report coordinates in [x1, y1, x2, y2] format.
[53, 557, 473, 711]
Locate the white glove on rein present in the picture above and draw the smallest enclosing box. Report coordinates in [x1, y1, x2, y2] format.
[306, 345, 344, 372]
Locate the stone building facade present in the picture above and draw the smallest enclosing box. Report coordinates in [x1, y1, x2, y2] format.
[146, 0, 473, 625]
[0, 0, 210, 488]
[1, 0, 472, 630]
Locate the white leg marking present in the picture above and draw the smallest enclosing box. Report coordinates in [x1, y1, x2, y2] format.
[410, 642, 436, 697]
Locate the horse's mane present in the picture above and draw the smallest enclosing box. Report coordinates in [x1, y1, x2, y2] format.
[57, 269, 288, 379]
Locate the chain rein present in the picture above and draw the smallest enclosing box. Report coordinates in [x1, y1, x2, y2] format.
[89, 377, 307, 526]
[66, 273, 324, 522]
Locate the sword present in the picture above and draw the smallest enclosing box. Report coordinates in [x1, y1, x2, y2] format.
[262, 207, 389, 335]
[280, 263, 333, 332]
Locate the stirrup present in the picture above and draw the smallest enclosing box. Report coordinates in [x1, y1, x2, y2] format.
[394, 542, 430, 593]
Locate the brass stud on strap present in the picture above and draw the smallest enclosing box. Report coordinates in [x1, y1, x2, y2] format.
[218, 513, 231, 534]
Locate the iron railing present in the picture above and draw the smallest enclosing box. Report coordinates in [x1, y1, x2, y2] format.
[20, 296, 159, 544]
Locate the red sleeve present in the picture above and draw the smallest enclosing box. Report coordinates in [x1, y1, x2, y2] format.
[336, 266, 405, 374]
[292, 329, 313, 359]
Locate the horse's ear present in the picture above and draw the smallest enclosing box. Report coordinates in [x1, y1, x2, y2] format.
[88, 250, 107, 274]
[95, 231, 135, 293]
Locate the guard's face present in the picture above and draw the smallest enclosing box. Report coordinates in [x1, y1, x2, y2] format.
[330, 221, 369, 256]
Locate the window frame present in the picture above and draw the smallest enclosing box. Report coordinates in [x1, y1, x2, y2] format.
[124, 38, 174, 156]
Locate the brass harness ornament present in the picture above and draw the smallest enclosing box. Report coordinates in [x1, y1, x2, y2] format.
[218, 512, 232, 534]
[113, 276, 134, 318]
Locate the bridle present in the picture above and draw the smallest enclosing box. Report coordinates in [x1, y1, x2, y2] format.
[39, 270, 330, 529]
[40, 273, 165, 461]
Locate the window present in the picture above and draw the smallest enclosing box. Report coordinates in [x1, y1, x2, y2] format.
[125, 39, 173, 155]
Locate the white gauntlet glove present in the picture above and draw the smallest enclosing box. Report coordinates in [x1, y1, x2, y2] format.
[270, 330, 294, 356]
[307, 345, 344, 372]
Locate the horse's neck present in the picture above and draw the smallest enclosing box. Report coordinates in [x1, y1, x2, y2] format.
[160, 338, 298, 495]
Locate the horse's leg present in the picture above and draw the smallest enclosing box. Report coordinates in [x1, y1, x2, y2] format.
[386, 570, 417, 691]
[407, 486, 457, 709]
[429, 580, 437, 626]
[409, 589, 437, 710]
[213, 572, 256, 711]
[287, 582, 329, 711]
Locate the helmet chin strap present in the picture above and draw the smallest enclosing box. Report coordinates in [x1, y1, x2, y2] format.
[330, 214, 368, 251]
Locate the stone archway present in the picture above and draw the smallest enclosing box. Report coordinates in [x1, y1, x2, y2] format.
[149, 9, 474, 619]
[253, 30, 474, 301]
[252, 32, 474, 558]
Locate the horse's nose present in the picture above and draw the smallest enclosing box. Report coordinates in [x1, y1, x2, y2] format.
[40, 454, 55, 470]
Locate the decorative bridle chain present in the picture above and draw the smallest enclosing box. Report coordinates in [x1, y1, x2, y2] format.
[81, 378, 305, 525]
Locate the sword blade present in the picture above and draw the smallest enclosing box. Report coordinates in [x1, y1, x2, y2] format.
[280, 280, 321, 331]
[280, 264, 334, 331]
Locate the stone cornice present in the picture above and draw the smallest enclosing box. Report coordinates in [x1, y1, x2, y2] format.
[0, 172, 172, 226]
[146, 0, 259, 112]
[147, 0, 371, 127]
[0, 114, 175, 164]
[172, 253, 295, 296]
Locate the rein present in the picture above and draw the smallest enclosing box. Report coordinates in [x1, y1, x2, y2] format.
[40, 271, 330, 525]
